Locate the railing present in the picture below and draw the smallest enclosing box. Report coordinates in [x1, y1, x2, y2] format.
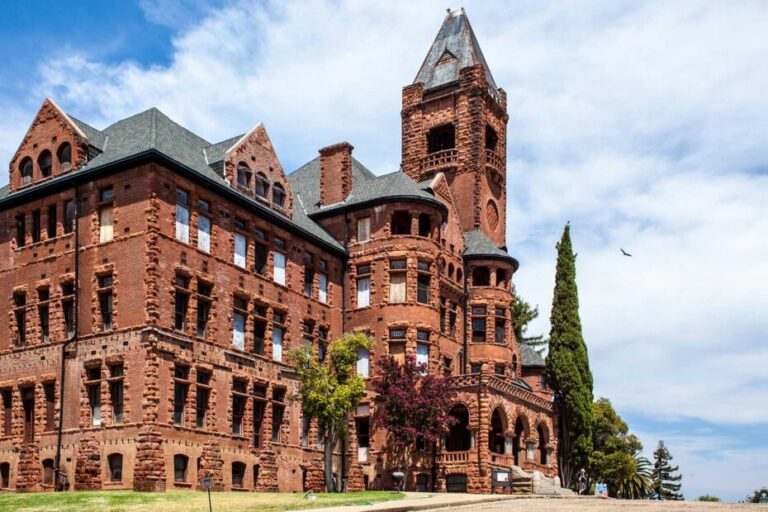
[491, 454, 516, 467]
[440, 451, 471, 462]
[485, 149, 504, 172]
[420, 149, 458, 172]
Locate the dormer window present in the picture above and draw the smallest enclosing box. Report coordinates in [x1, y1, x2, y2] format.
[57, 143, 72, 172]
[38, 150, 52, 178]
[272, 183, 286, 208]
[255, 172, 269, 199]
[20, 157, 33, 186]
[236, 162, 252, 189]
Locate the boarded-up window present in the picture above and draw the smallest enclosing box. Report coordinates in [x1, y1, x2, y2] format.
[234, 233, 247, 268]
[389, 273, 406, 303]
[273, 251, 286, 285]
[198, 215, 211, 253]
[356, 277, 370, 308]
[389, 342, 406, 364]
[357, 217, 371, 242]
[356, 347, 370, 378]
[175, 204, 189, 243]
[99, 206, 113, 243]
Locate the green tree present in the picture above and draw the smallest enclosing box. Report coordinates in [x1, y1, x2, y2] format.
[292, 332, 369, 492]
[652, 440, 684, 500]
[745, 488, 768, 503]
[589, 398, 650, 498]
[546, 223, 593, 487]
[512, 289, 547, 353]
[698, 495, 721, 502]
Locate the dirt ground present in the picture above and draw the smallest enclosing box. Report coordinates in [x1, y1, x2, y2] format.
[436, 497, 767, 512]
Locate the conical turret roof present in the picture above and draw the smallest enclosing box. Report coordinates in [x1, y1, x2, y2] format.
[414, 8, 498, 96]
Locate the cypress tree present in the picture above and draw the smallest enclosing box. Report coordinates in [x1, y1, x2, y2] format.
[653, 441, 684, 500]
[546, 223, 594, 487]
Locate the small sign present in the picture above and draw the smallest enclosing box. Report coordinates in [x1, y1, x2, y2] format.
[201, 476, 214, 490]
[492, 470, 512, 490]
[595, 482, 608, 498]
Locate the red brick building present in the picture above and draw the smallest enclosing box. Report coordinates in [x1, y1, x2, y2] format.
[0, 9, 557, 494]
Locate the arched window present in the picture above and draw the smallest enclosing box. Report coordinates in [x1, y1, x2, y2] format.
[537, 425, 548, 465]
[173, 454, 189, 483]
[20, 157, 33, 185]
[255, 172, 269, 199]
[232, 461, 246, 488]
[456, 269, 463, 283]
[472, 266, 490, 286]
[236, 163, 252, 189]
[38, 151, 53, 178]
[272, 183, 286, 208]
[57, 143, 72, 172]
[496, 269, 508, 289]
[108, 453, 123, 482]
[445, 405, 471, 452]
[448, 263, 455, 280]
[489, 409, 506, 454]
[391, 211, 411, 235]
[42, 459, 55, 486]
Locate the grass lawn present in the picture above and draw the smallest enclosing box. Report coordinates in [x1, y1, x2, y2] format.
[0, 490, 404, 512]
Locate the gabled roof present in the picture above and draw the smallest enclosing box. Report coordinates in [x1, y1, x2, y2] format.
[520, 343, 546, 368]
[288, 158, 445, 218]
[414, 8, 499, 99]
[0, 106, 345, 253]
[464, 229, 519, 269]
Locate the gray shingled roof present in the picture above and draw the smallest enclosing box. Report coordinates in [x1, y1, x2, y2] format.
[0, 107, 345, 252]
[464, 229, 519, 268]
[414, 9, 500, 100]
[288, 157, 442, 217]
[520, 343, 546, 368]
[204, 134, 244, 165]
[0, 184, 9, 201]
[69, 115, 108, 151]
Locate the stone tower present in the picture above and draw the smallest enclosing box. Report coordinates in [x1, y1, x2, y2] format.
[401, 8, 509, 247]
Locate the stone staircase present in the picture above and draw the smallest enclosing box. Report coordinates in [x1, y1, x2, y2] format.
[509, 465, 574, 496]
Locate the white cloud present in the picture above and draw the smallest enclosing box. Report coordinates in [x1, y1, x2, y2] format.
[1, 0, 766, 497]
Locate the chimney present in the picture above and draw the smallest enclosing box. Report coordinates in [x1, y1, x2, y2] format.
[319, 142, 354, 206]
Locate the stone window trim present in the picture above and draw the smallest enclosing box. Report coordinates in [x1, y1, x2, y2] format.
[11, 289, 28, 347]
[80, 357, 128, 429]
[94, 270, 116, 333]
[470, 305, 488, 343]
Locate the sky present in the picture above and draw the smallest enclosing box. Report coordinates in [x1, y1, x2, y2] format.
[1, 0, 766, 502]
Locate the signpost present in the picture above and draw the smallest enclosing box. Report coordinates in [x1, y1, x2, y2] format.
[492, 470, 511, 494]
[201, 476, 213, 512]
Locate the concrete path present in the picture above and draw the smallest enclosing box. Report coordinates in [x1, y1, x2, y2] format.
[300, 492, 569, 512]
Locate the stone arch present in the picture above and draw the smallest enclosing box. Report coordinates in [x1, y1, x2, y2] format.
[512, 413, 531, 466]
[535, 421, 550, 465]
[445, 403, 472, 452]
[488, 406, 508, 454]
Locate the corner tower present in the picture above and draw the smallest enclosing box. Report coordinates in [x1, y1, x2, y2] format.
[402, 9, 508, 246]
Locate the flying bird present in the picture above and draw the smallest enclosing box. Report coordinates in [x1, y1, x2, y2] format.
[620, 249, 633, 257]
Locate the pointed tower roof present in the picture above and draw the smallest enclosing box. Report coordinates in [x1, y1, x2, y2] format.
[414, 8, 499, 96]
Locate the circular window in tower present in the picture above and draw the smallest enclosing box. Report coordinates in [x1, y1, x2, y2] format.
[486, 200, 499, 231]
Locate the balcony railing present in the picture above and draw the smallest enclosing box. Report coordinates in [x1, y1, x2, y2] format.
[485, 149, 504, 172]
[490, 454, 516, 467]
[421, 149, 458, 173]
[440, 451, 471, 463]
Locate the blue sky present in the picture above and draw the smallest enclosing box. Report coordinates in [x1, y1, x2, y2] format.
[1, 0, 766, 502]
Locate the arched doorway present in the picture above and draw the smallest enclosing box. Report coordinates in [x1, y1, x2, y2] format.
[446, 405, 471, 452]
[537, 424, 548, 465]
[512, 417, 526, 466]
[488, 408, 506, 454]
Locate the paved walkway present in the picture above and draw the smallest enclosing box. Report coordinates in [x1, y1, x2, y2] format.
[300, 492, 572, 512]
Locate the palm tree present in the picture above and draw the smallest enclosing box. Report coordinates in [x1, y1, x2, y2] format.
[616, 455, 653, 499]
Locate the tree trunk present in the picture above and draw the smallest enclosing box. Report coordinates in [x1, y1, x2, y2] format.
[430, 440, 438, 492]
[324, 425, 336, 492]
